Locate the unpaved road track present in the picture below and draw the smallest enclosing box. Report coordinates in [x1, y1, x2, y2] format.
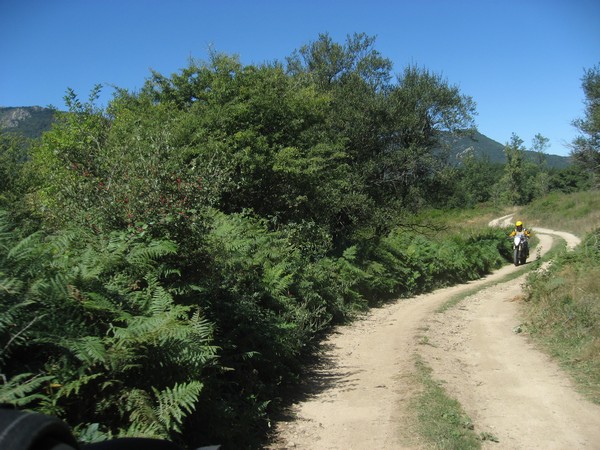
[267, 216, 600, 449]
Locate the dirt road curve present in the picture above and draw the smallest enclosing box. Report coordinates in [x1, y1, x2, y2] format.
[267, 216, 600, 449]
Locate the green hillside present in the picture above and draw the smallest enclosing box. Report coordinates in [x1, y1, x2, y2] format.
[446, 130, 571, 169]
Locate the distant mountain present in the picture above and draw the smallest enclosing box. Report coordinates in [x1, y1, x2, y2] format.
[444, 130, 571, 169]
[1, 107, 572, 170]
[0, 106, 56, 139]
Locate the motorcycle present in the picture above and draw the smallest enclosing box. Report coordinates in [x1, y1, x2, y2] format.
[512, 233, 529, 266]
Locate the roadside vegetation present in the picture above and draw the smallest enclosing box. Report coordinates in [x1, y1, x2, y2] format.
[0, 32, 598, 448]
[520, 64, 600, 402]
[526, 190, 600, 237]
[521, 191, 600, 404]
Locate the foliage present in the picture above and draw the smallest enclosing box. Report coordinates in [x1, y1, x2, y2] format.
[570, 63, 600, 188]
[0, 132, 36, 226]
[448, 149, 503, 207]
[495, 134, 528, 205]
[522, 229, 600, 403]
[356, 226, 509, 304]
[0, 212, 217, 443]
[0, 33, 570, 448]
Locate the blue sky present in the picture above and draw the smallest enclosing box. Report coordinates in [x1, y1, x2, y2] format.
[2, 1, 599, 156]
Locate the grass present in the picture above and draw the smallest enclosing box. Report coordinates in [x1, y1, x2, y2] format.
[410, 356, 482, 449]
[515, 191, 600, 404]
[521, 230, 600, 404]
[518, 190, 600, 237]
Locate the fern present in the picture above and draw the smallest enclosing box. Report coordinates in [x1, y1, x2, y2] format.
[0, 211, 218, 443]
[0, 373, 53, 407]
[120, 388, 162, 438]
[6, 231, 43, 263]
[152, 381, 203, 434]
[0, 273, 23, 295]
[261, 263, 293, 301]
[67, 336, 108, 365]
[54, 373, 103, 399]
[126, 239, 178, 269]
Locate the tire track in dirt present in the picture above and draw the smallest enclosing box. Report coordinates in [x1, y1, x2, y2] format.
[267, 220, 600, 449]
[419, 228, 600, 449]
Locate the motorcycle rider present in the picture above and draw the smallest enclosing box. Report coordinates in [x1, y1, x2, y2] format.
[509, 220, 531, 257]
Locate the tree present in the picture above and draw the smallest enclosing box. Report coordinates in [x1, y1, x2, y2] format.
[450, 148, 500, 207]
[531, 133, 549, 166]
[529, 133, 550, 198]
[496, 134, 527, 205]
[377, 66, 477, 210]
[286, 32, 393, 91]
[571, 63, 600, 188]
[0, 132, 28, 204]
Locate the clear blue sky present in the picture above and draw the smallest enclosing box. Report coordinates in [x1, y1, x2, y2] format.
[2, 0, 599, 156]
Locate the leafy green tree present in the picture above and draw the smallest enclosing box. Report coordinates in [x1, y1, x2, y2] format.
[571, 63, 600, 187]
[141, 52, 365, 250]
[495, 134, 527, 205]
[549, 165, 592, 193]
[380, 66, 477, 209]
[286, 32, 392, 90]
[528, 133, 551, 198]
[449, 148, 501, 207]
[286, 34, 477, 234]
[0, 132, 29, 209]
[26, 86, 112, 229]
[531, 133, 549, 166]
[285, 33, 395, 241]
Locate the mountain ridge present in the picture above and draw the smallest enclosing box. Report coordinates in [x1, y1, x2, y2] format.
[445, 130, 571, 169]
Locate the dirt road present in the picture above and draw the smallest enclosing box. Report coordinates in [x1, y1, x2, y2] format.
[267, 217, 600, 449]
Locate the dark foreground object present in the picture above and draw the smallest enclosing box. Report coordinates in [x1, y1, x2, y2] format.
[0, 408, 220, 450]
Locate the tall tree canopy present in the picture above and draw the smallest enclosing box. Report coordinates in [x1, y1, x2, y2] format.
[571, 63, 600, 187]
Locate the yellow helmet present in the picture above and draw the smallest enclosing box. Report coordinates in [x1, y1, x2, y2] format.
[515, 221, 523, 227]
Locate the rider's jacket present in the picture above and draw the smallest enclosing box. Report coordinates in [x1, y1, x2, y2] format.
[510, 228, 531, 238]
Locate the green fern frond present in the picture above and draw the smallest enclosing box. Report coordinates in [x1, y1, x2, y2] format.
[126, 240, 177, 268]
[0, 372, 53, 406]
[261, 263, 293, 299]
[74, 422, 113, 444]
[30, 272, 70, 303]
[111, 304, 195, 346]
[0, 273, 24, 295]
[78, 292, 131, 322]
[152, 380, 203, 434]
[55, 373, 102, 399]
[189, 309, 215, 340]
[6, 232, 43, 262]
[120, 388, 163, 438]
[67, 336, 108, 365]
